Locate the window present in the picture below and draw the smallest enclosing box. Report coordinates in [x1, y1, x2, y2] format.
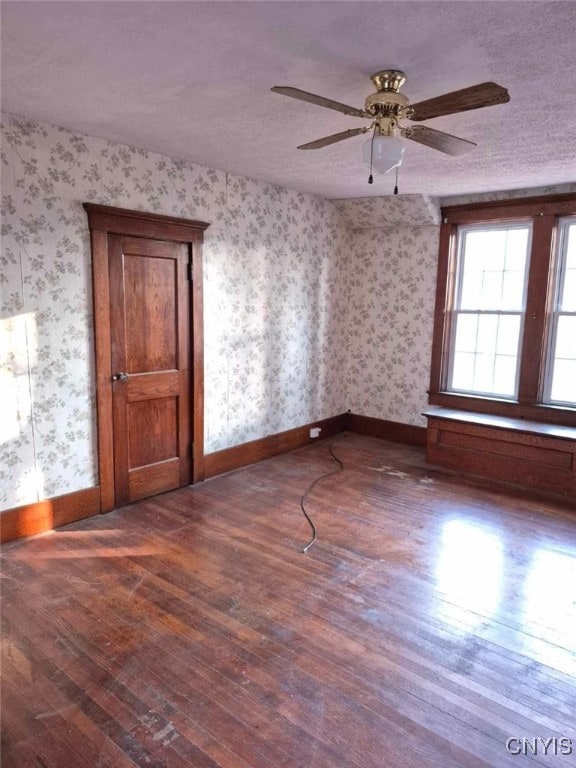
[429, 194, 576, 427]
[449, 224, 530, 399]
[545, 218, 576, 406]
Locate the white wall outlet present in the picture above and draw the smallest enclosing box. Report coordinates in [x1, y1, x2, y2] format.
[309, 427, 322, 438]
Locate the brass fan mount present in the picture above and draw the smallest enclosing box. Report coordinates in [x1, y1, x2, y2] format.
[370, 69, 407, 93]
[364, 70, 409, 119]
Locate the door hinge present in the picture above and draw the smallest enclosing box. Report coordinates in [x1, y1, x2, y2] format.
[187, 262, 193, 281]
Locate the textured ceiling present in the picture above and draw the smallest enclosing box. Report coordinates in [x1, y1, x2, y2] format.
[2, 1, 576, 198]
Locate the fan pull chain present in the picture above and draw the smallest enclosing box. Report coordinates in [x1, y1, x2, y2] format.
[393, 166, 399, 195]
[368, 127, 375, 184]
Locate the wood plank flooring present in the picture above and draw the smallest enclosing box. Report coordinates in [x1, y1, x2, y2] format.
[1, 433, 575, 767]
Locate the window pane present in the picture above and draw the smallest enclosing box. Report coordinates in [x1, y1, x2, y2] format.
[454, 314, 478, 352]
[566, 223, 576, 269]
[550, 359, 576, 404]
[460, 258, 484, 308]
[458, 226, 529, 311]
[452, 352, 475, 391]
[477, 314, 498, 353]
[505, 228, 530, 270]
[501, 270, 524, 310]
[493, 355, 517, 397]
[560, 268, 576, 311]
[449, 312, 520, 398]
[480, 271, 503, 309]
[554, 315, 576, 360]
[465, 230, 506, 270]
[473, 352, 496, 392]
[496, 315, 521, 355]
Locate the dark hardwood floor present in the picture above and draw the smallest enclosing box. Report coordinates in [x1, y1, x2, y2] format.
[1, 433, 575, 768]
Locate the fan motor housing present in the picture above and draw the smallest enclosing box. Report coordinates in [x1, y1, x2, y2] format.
[365, 90, 409, 117]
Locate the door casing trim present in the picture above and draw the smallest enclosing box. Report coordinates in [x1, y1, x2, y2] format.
[84, 204, 209, 512]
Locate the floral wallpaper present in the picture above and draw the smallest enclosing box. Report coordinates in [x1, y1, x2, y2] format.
[336, 194, 442, 433]
[344, 225, 440, 427]
[332, 195, 440, 228]
[1, 109, 571, 512]
[0, 112, 347, 510]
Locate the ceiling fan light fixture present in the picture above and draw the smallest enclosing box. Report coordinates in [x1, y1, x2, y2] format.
[272, 72, 509, 178]
[362, 134, 405, 175]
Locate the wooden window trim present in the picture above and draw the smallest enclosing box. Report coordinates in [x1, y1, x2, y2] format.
[428, 193, 576, 428]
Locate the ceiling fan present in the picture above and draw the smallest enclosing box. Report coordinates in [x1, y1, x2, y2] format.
[271, 70, 509, 179]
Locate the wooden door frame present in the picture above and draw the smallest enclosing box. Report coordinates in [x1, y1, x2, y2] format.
[84, 204, 209, 512]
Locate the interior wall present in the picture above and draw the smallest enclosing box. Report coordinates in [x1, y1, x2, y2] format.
[0, 113, 348, 510]
[340, 184, 576, 428]
[2, 109, 573, 513]
[343, 222, 440, 427]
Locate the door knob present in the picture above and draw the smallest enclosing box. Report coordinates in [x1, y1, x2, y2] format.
[112, 372, 129, 382]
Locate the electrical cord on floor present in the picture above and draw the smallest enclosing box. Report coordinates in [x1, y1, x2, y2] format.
[300, 436, 345, 554]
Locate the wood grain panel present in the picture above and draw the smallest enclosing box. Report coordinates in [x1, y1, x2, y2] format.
[109, 236, 130, 505]
[127, 370, 180, 401]
[123, 252, 177, 373]
[191, 240, 204, 482]
[441, 192, 576, 223]
[128, 459, 180, 502]
[425, 412, 576, 497]
[128, 398, 178, 468]
[438, 428, 573, 468]
[427, 440, 575, 496]
[517, 214, 555, 403]
[428, 220, 457, 394]
[83, 203, 209, 240]
[89, 228, 115, 512]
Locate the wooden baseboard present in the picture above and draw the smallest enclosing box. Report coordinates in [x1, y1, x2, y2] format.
[1, 414, 425, 542]
[0, 487, 101, 544]
[204, 414, 348, 478]
[347, 413, 427, 447]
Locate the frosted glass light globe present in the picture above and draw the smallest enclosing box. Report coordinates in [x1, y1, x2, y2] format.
[362, 135, 405, 174]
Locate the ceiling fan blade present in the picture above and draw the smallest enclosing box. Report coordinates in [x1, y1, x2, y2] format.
[271, 86, 367, 118]
[406, 126, 476, 156]
[410, 82, 509, 122]
[298, 127, 370, 150]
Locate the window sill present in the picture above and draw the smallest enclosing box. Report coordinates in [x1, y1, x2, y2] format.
[428, 391, 576, 428]
[423, 406, 576, 442]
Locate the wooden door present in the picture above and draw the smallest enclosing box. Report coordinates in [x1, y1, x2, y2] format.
[109, 235, 191, 505]
[85, 203, 207, 512]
